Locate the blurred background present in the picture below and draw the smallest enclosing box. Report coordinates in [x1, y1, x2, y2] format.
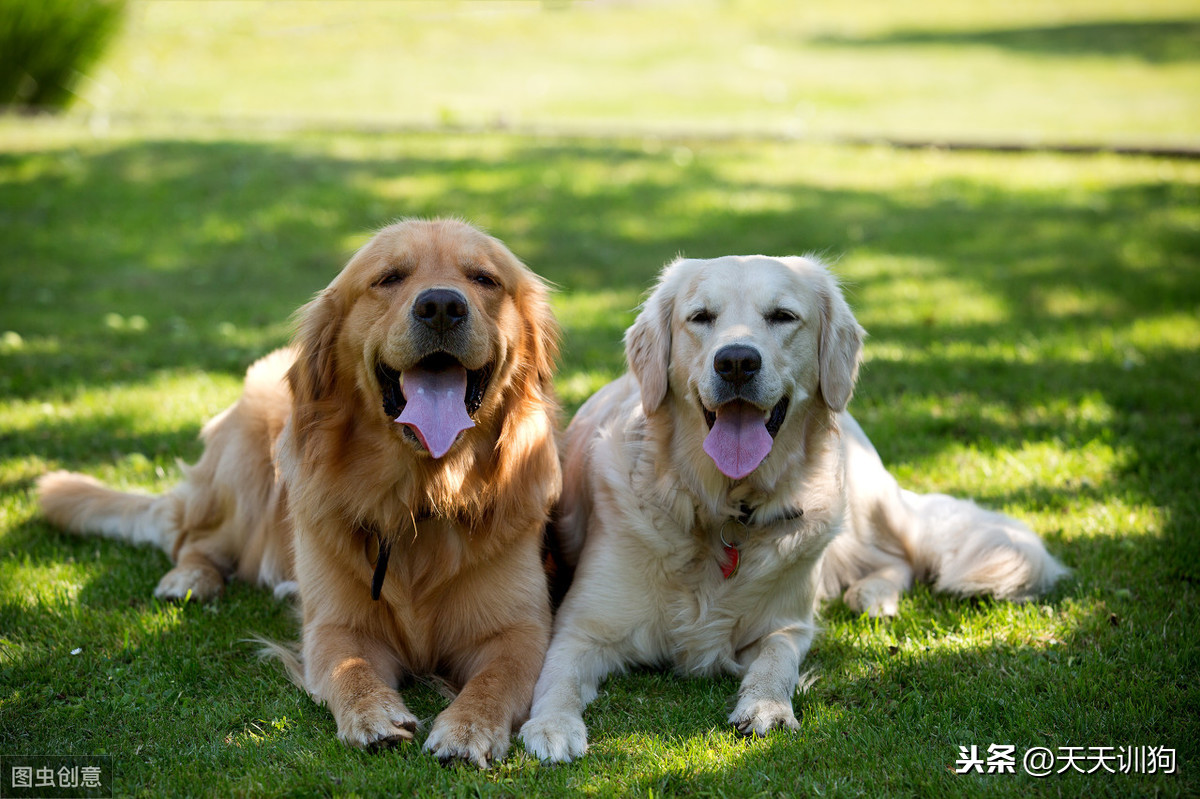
[8, 0, 1198, 148]
[2, 0, 1196, 404]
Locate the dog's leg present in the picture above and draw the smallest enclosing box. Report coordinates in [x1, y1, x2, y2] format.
[303, 623, 418, 749]
[153, 546, 227, 601]
[520, 630, 624, 763]
[841, 562, 914, 618]
[729, 620, 815, 736]
[423, 620, 547, 768]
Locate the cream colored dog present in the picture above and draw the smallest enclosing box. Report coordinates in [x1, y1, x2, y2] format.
[521, 254, 1066, 762]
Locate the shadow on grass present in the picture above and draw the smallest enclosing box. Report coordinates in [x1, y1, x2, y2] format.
[808, 19, 1200, 64]
[0, 525, 325, 779]
[550, 581, 1192, 795]
[4, 133, 1196, 572]
[4, 511, 1190, 794]
[0, 411, 204, 479]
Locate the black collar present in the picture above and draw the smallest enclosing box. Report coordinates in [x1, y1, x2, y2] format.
[364, 509, 434, 601]
[736, 502, 804, 526]
[370, 534, 391, 601]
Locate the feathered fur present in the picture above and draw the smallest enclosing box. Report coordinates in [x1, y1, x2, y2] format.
[38, 219, 562, 767]
[521, 254, 1065, 763]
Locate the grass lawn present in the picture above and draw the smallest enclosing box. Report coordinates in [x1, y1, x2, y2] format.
[82, 0, 1200, 148]
[2, 1, 1199, 797]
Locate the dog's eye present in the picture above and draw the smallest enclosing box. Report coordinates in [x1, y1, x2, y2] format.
[470, 273, 500, 289]
[767, 308, 800, 324]
[688, 309, 715, 325]
[374, 271, 406, 289]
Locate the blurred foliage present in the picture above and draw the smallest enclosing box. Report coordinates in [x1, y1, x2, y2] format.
[0, 0, 126, 110]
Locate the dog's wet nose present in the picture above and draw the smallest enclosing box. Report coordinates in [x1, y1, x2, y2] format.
[413, 288, 469, 334]
[713, 344, 761, 387]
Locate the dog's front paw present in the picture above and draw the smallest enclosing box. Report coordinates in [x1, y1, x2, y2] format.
[520, 713, 588, 763]
[729, 697, 800, 738]
[842, 577, 901, 618]
[423, 710, 510, 768]
[336, 690, 419, 749]
[154, 565, 223, 602]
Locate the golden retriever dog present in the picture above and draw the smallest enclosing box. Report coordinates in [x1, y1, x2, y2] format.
[521, 254, 1066, 762]
[38, 219, 561, 766]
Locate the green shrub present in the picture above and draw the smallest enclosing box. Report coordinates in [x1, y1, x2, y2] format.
[0, 0, 127, 111]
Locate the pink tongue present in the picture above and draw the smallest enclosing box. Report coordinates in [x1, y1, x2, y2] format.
[703, 402, 773, 479]
[394, 366, 475, 458]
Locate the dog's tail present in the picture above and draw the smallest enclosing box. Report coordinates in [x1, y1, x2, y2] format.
[901, 489, 1068, 601]
[250, 636, 305, 689]
[36, 470, 186, 555]
[825, 414, 1068, 614]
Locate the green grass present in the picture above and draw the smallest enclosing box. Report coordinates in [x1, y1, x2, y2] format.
[75, 0, 1200, 148]
[3, 1, 1199, 796]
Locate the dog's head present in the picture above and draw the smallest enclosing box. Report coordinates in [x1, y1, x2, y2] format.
[626, 255, 863, 480]
[288, 219, 557, 459]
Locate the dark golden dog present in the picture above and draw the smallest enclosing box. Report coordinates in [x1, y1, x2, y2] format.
[39, 219, 561, 766]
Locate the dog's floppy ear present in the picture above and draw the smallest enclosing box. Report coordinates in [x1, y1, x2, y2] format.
[499, 240, 560, 395]
[521, 277, 561, 393]
[624, 265, 676, 415]
[817, 274, 865, 412]
[287, 288, 345, 440]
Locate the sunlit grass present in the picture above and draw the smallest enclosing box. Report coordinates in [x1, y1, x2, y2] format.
[75, 0, 1200, 148]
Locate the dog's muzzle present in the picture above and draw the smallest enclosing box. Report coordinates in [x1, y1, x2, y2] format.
[701, 344, 790, 479]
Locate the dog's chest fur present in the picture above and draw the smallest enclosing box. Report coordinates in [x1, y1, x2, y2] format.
[632, 506, 838, 677]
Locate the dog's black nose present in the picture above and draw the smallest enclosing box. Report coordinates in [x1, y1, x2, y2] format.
[412, 288, 469, 334]
[713, 344, 762, 387]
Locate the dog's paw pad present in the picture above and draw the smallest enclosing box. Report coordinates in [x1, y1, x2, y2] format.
[520, 714, 588, 763]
